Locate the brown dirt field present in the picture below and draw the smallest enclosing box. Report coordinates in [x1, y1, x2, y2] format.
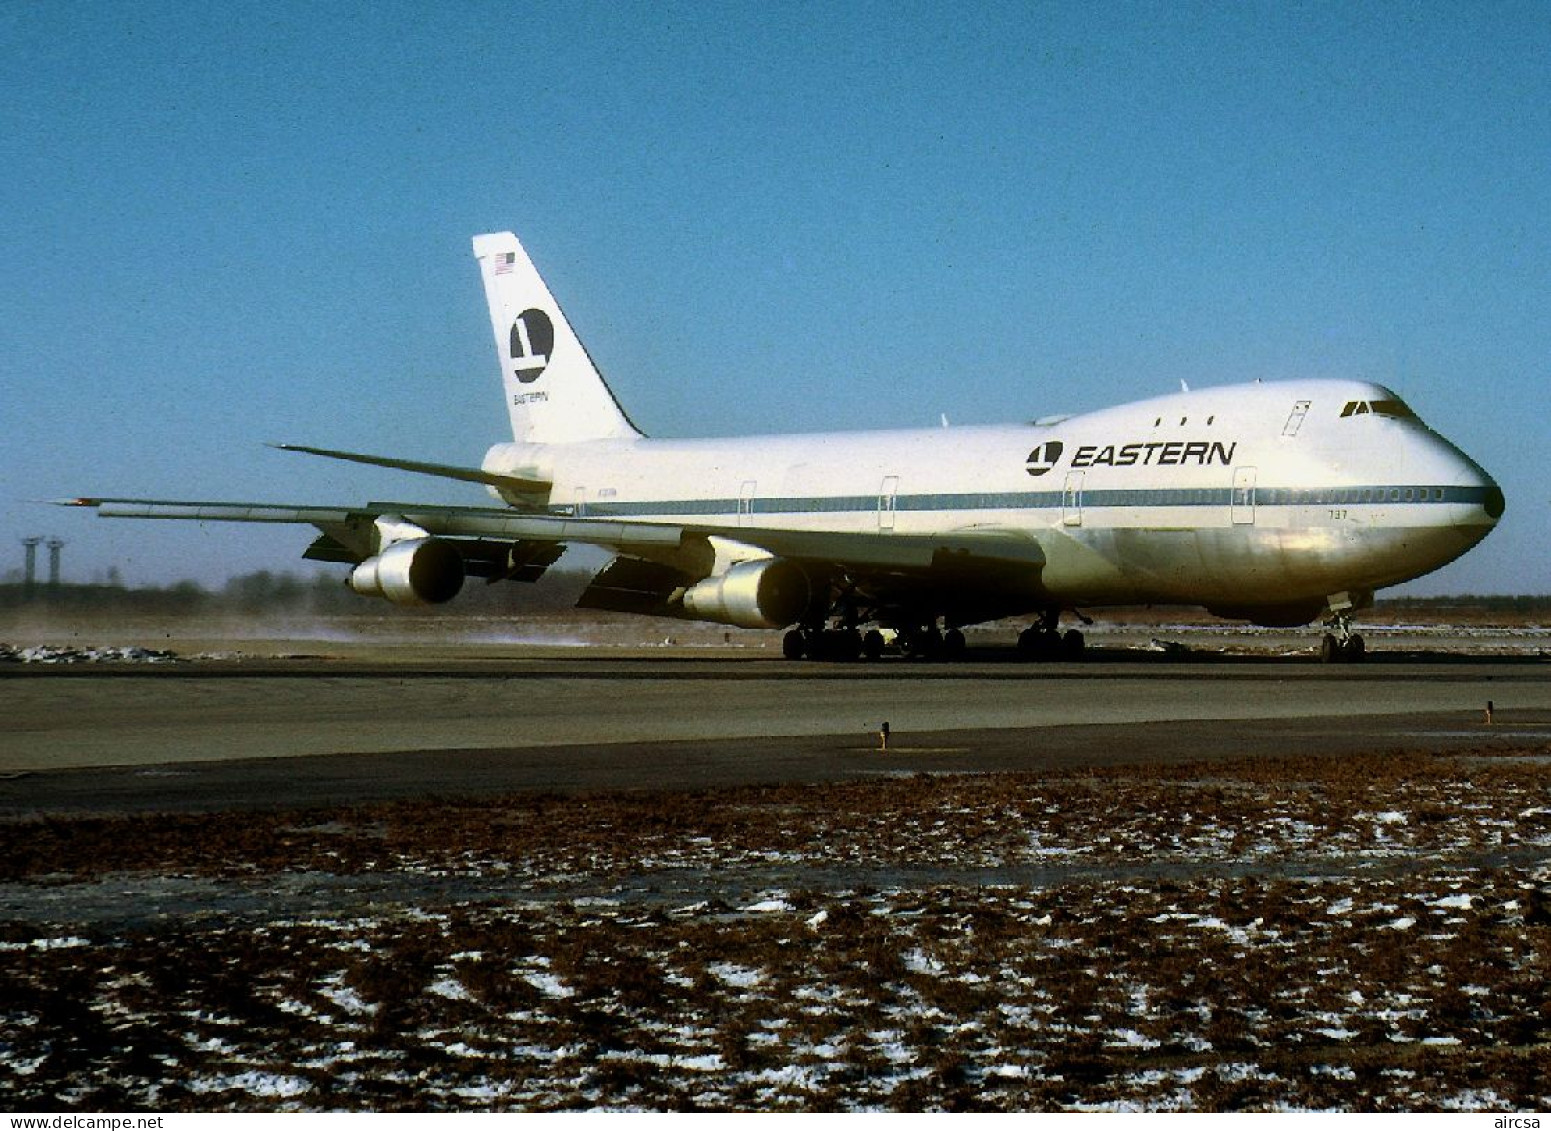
[3, 746, 1550, 1111]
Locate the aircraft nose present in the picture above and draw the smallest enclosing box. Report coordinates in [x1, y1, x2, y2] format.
[1450, 446, 1504, 530]
[1410, 428, 1502, 536]
[1480, 477, 1506, 523]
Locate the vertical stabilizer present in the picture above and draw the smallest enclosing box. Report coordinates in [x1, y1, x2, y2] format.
[472, 232, 643, 444]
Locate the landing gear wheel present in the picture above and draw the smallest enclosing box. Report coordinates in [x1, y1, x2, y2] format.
[1320, 633, 1340, 664]
[1320, 628, 1367, 664]
[861, 629, 885, 661]
[800, 628, 862, 662]
[1018, 607, 1082, 662]
[782, 628, 806, 660]
[829, 629, 862, 662]
[900, 626, 943, 660]
[1321, 605, 1369, 664]
[922, 626, 943, 659]
[1017, 627, 1048, 659]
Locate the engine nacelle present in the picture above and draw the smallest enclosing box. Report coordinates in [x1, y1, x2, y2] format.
[681, 558, 810, 629]
[349, 538, 465, 606]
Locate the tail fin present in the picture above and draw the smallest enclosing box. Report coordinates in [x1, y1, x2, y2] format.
[472, 232, 643, 444]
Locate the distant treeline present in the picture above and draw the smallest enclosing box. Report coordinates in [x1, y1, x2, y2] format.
[2, 573, 1547, 620]
[1372, 594, 1551, 616]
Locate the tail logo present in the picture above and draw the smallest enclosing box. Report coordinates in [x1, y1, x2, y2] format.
[1025, 440, 1064, 477]
[509, 309, 555, 384]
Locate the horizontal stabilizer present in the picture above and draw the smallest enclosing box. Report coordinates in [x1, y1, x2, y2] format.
[272, 444, 551, 496]
[61, 498, 359, 523]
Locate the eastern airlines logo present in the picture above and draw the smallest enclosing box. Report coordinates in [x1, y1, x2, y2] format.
[1071, 440, 1238, 468]
[1025, 441, 1064, 477]
[1027, 438, 1238, 475]
[509, 309, 554, 384]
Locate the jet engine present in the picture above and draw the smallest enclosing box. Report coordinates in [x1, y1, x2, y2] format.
[348, 538, 465, 606]
[680, 558, 810, 629]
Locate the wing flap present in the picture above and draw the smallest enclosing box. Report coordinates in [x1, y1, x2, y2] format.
[723, 525, 1046, 572]
[302, 532, 357, 563]
[576, 557, 693, 615]
[461, 539, 567, 583]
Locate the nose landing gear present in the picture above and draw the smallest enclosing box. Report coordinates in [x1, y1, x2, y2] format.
[1320, 610, 1367, 663]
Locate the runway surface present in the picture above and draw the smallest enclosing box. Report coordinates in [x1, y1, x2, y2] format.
[3, 651, 1548, 814]
[6, 648, 1551, 1111]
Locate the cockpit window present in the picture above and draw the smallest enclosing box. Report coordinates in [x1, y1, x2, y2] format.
[1341, 398, 1417, 420]
[1370, 399, 1415, 419]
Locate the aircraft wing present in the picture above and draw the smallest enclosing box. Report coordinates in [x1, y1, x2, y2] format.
[64, 495, 1045, 568]
[63, 497, 690, 573]
[62, 495, 1049, 621]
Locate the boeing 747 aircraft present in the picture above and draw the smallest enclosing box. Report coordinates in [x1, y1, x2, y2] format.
[67, 231, 1504, 662]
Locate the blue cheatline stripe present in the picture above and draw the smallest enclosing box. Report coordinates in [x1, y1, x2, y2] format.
[571, 485, 1492, 519]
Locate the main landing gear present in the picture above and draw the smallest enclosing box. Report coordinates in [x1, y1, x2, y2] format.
[780, 620, 967, 661]
[783, 624, 864, 661]
[1319, 610, 1367, 664]
[1016, 607, 1085, 661]
[782, 607, 1088, 663]
[895, 624, 967, 660]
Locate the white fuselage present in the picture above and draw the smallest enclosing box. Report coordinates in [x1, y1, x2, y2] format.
[484, 378, 1500, 619]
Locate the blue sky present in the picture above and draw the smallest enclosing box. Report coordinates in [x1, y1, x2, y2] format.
[3, 1, 1546, 595]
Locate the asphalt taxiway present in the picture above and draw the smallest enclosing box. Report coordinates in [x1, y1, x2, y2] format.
[2, 651, 1549, 815]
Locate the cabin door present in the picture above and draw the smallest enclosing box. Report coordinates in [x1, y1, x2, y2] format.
[738, 480, 757, 527]
[878, 475, 900, 532]
[1282, 400, 1312, 437]
[1062, 472, 1084, 527]
[1232, 467, 1257, 525]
